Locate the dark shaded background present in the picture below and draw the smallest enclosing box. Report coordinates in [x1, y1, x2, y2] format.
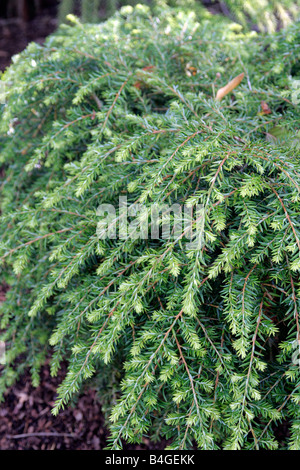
[0, 0, 59, 72]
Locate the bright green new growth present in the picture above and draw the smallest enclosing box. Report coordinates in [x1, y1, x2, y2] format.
[57, 0, 300, 31]
[0, 4, 300, 450]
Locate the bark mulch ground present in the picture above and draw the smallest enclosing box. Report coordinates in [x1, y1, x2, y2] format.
[0, 284, 167, 450]
[0, 2, 58, 72]
[0, 358, 168, 450]
[0, 362, 107, 450]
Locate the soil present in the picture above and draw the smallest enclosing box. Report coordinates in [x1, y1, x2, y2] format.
[0, 284, 167, 450]
[0, 357, 170, 450]
[0, 361, 108, 450]
[0, 359, 170, 450]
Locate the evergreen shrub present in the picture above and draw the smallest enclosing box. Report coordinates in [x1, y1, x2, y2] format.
[0, 4, 300, 449]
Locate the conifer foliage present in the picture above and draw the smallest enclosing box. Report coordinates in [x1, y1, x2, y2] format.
[0, 4, 300, 449]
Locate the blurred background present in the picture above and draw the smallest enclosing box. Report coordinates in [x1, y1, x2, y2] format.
[0, 0, 299, 72]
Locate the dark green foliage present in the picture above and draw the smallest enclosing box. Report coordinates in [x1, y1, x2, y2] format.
[0, 4, 300, 449]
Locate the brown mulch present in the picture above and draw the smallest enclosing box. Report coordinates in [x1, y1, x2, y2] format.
[0, 359, 170, 450]
[0, 362, 108, 450]
[0, 280, 166, 451]
[0, 285, 167, 450]
[0, 283, 7, 302]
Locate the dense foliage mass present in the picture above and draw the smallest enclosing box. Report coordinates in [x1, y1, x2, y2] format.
[0, 4, 300, 450]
